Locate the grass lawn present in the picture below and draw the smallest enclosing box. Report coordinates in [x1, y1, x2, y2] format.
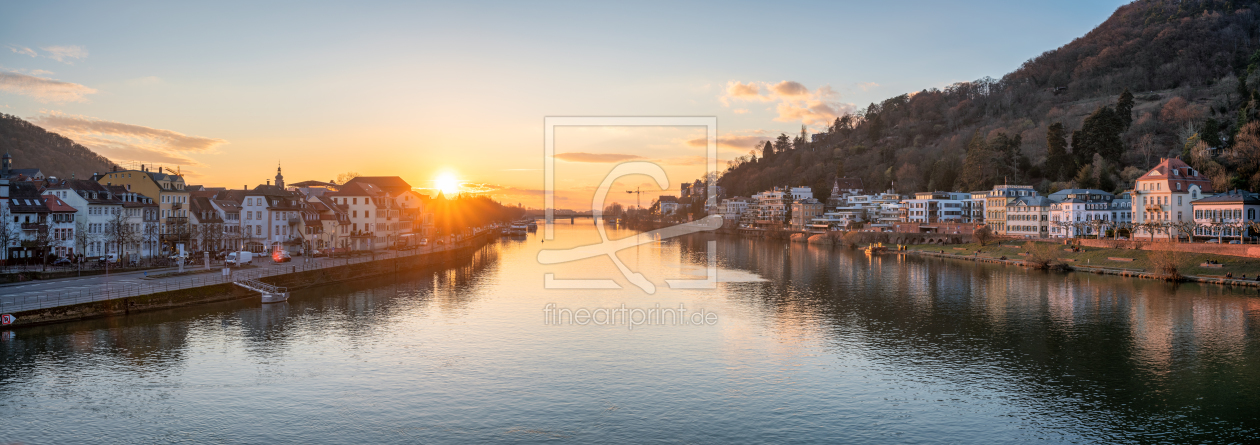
[901, 240, 1260, 278]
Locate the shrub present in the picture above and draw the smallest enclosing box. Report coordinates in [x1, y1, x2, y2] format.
[1146, 249, 1186, 281]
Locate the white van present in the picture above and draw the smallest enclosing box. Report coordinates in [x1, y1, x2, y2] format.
[226, 251, 253, 266]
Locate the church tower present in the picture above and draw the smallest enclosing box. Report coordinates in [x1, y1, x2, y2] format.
[275, 162, 285, 189]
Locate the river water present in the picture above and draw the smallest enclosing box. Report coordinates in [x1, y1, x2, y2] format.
[2, 223, 1259, 443]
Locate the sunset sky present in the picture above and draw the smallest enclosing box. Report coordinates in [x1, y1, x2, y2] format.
[1, 0, 1125, 209]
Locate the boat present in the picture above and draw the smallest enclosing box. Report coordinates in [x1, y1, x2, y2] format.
[864, 243, 888, 255]
[527, 220, 538, 231]
[509, 221, 528, 236]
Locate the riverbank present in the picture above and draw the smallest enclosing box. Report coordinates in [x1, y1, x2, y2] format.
[3, 233, 497, 328]
[895, 241, 1260, 287]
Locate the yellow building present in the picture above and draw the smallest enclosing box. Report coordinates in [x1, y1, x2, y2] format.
[93, 166, 190, 253]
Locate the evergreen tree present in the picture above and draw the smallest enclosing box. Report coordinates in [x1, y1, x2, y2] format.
[1045, 122, 1072, 181]
[1116, 88, 1135, 129]
[761, 140, 774, 158]
[773, 133, 790, 154]
[1070, 129, 1090, 166]
[1201, 117, 1222, 149]
[1079, 106, 1124, 164]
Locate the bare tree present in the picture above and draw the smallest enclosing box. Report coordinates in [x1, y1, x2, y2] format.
[0, 205, 16, 266]
[1134, 133, 1158, 168]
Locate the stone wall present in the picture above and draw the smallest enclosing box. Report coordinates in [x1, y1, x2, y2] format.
[1073, 238, 1260, 258]
[7, 237, 492, 328]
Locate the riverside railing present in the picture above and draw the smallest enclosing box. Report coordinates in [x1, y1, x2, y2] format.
[0, 236, 483, 314]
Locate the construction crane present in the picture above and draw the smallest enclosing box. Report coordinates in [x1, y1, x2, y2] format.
[626, 187, 645, 210]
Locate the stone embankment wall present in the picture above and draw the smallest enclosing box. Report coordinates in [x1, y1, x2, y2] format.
[7, 238, 491, 328]
[1068, 238, 1260, 259]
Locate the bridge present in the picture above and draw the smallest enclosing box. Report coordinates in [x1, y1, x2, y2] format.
[523, 210, 602, 223]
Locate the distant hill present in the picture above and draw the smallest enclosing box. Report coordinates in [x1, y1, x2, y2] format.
[0, 113, 114, 180]
[719, 0, 1260, 201]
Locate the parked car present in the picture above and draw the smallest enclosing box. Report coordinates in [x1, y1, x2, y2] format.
[52, 258, 72, 267]
[1229, 240, 1242, 244]
[311, 249, 326, 257]
[1207, 239, 1221, 244]
[419, 238, 428, 246]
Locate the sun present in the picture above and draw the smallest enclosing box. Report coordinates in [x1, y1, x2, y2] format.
[434, 172, 461, 196]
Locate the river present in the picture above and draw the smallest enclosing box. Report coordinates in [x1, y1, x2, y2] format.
[2, 222, 1258, 443]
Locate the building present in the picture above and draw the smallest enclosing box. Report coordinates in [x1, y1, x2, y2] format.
[985, 185, 1038, 235]
[657, 195, 679, 215]
[719, 197, 749, 228]
[42, 193, 78, 259]
[904, 191, 970, 224]
[1047, 189, 1129, 238]
[43, 179, 125, 259]
[1131, 157, 1212, 239]
[326, 181, 393, 251]
[1191, 189, 1260, 241]
[93, 165, 190, 254]
[1005, 195, 1051, 238]
[105, 185, 159, 260]
[3, 182, 51, 263]
[967, 191, 988, 223]
[790, 198, 823, 231]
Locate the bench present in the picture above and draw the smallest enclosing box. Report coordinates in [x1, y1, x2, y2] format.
[1107, 257, 1135, 262]
[1199, 263, 1225, 268]
[1058, 258, 1077, 262]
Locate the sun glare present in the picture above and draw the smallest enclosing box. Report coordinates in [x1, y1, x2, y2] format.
[435, 172, 461, 196]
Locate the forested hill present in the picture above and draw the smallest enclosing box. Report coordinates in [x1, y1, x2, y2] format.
[0, 113, 114, 180]
[719, 0, 1260, 203]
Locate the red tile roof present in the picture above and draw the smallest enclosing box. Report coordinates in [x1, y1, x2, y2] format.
[1136, 157, 1213, 193]
[41, 194, 78, 212]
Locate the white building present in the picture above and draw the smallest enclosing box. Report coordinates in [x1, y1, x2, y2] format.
[1131, 157, 1212, 239]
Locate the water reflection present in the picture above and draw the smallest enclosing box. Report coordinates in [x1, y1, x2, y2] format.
[1, 225, 1258, 443]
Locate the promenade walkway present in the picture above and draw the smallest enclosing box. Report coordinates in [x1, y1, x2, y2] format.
[0, 240, 468, 314]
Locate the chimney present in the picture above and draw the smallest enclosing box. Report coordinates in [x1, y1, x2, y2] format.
[267, 180, 271, 186]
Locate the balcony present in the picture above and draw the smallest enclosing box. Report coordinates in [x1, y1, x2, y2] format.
[21, 223, 47, 232]
[171, 202, 183, 210]
[1144, 204, 1165, 212]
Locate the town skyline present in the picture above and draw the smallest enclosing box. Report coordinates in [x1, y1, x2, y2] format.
[1, 1, 1127, 209]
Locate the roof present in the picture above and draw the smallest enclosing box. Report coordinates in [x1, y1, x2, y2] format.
[41, 194, 77, 212]
[1009, 195, 1050, 207]
[1192, 189, 1260, 205]
[327, 181, 387, 197]
[6, 183, 48, 213]
[343, 176, 412, 195]
[1136, 157, 1213, 193]
[833, 177, 864, 190]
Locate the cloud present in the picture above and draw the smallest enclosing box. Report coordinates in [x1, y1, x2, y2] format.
[856, 82, 879, 91]
[0, 71, 97, 102]
[39, 45, 87, 63]
[30, 111, 227, 152]
[686, 134, 771, 151]
[721, 80, 854, 126]
[28, 111, 227, 166]
[8, 46, 37, 57]
[553, 152, 645, 163]
[769, 81, 809, 97]
[775, 98, 853, 126]
[732, 108, 749, 114]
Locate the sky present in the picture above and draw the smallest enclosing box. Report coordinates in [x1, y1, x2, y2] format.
[0, 0, 1128, 209]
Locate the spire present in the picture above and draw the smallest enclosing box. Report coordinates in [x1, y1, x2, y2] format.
[274, 161, 285, 189]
